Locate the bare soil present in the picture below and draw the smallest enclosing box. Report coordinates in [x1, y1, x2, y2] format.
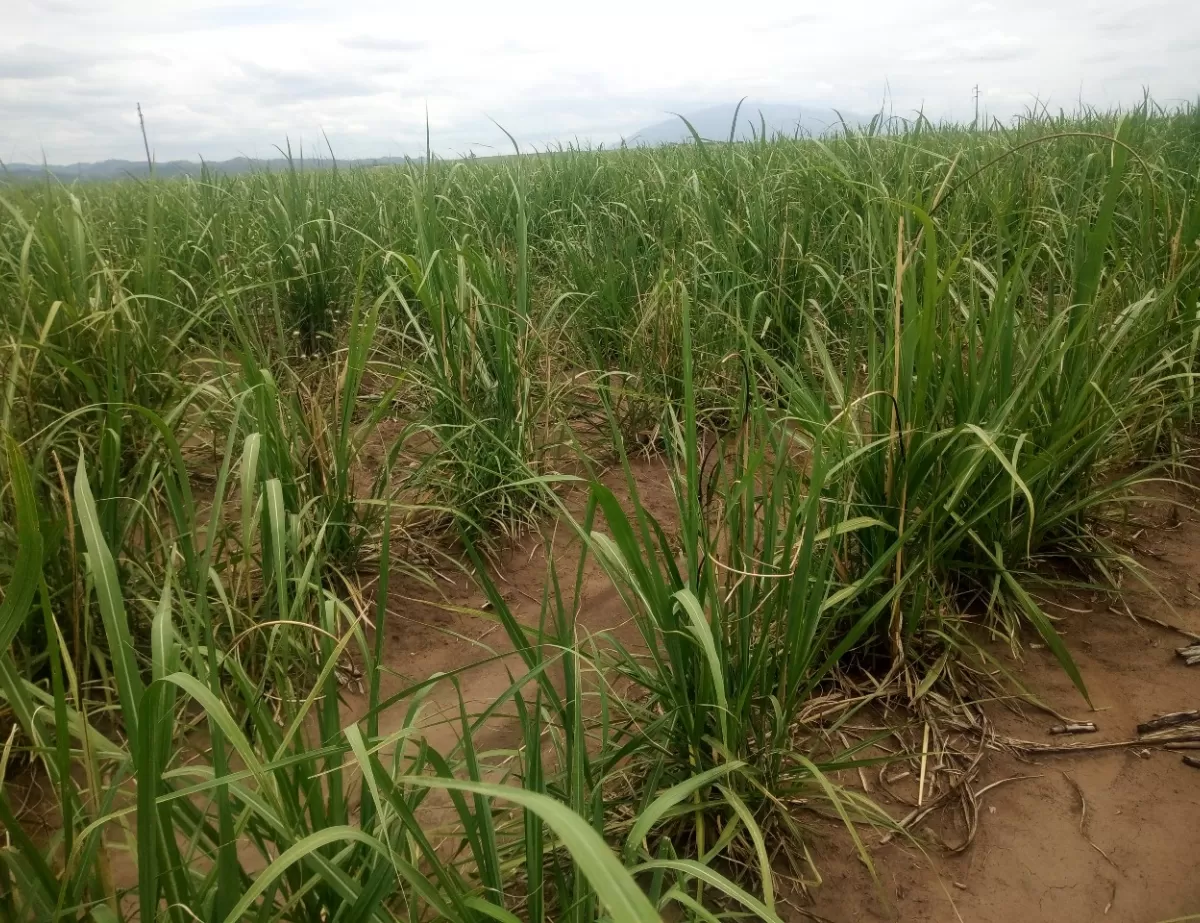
[341, 455, 678, 753]
[801, 600, 1200, 923]
[23, 458, 1200, 922]
[352, 459, 1200, 923]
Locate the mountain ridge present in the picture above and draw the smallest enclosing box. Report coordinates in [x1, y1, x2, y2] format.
[1, 154, 412, 182]
[628, 101, 865, 145]
[2, 101, 866, 182]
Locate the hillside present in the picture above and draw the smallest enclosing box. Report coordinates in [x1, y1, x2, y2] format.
[2, 101, 871, 182]
[628, 101, 865, 145]
[1, 154, 412, 183]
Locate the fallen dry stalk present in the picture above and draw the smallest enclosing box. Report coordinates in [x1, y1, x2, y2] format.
[1136, 710, 1200, 734]
[1049, 721, 1098, 735]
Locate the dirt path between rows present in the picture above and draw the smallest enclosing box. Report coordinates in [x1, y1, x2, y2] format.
[341, 456, 677, 751]
[353, 459, 1200, 923]
[796, 490, 1200, 923]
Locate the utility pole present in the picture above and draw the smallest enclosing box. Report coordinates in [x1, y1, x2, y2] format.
[972, 85, 981, 131]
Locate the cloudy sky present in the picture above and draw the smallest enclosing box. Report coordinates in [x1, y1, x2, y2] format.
[2, 0, 1198, 164]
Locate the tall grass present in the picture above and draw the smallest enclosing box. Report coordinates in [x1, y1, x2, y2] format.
[1, 101, 1199, 920]
[0, 441, 687, 923]
[759, 112, 1200, 692]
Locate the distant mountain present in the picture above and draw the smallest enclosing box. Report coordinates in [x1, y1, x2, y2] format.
[629, 102, 865, 146]
[1, 154, 414, 183]
[1, 103, 867, 183]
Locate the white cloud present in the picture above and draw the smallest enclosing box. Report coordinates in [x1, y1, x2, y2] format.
[0, 0, 1197, 163]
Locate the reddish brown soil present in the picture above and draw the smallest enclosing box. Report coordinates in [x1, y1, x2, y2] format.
[800, 617, 1200, 922]
[353, 460, 1200, 923]
[795, 501, 1200, 923]
[23, 458, 1200, 922]
[341, 456, 677, 752]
